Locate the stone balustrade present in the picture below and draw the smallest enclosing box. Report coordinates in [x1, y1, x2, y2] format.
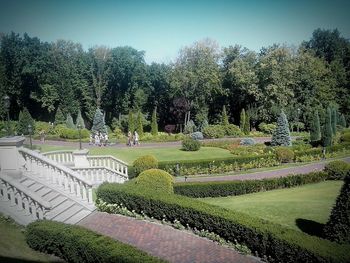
[72, 166, 127, 186]
[19, 148, 94, 204]
[87, 155, 128, 177]
[43, 150, 74, 164]
[0, 172, 52, 220]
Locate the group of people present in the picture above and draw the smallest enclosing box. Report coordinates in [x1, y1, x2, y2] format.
[89, 132, 109, 146]
[127, 131, 139, 146]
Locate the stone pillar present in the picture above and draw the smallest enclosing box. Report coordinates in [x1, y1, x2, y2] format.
[0, 136, 26, 178]
[72, 149, 90, 168]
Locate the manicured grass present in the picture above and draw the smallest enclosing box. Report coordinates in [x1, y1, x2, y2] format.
[200, 181, 343, 231]
[32, 144, 74, 152]
[0, 215, 62, 262]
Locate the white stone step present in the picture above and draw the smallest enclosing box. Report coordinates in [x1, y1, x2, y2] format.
[50, 195, 69, 208]
[42, 190, 60, 202]
[28, 182, 44, 192]
[35, 187, 52, 197]
[64, 209, 92, 225]
[46, 200, 75, 219]
[20, 178, 35, 187]
[52, 205, 84, 222]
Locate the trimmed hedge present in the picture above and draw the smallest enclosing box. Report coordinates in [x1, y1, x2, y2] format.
[324, 160, 350, 180]
[182, 137, 201, 151]
[294, 143, 350, 159]
[275, 147, 294, 163]
[133, 155, 158, 176]
[174, 172, 328, 198]
[131, 169, 174, 194]
[26, 220, 165, 263]
[96, 182, 350, 263]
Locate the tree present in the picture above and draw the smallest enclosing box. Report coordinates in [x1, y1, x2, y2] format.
[17, 107, 35, 135]
[54, 106, 65, 125]
[271, 110, 292, 146]
[309, 110, 321, 143]
[244, 113, 250, 135]
[76, 109, 85, 129]
[222, 105, 229, 125]
[128, 111, 135, 133]
[66, 113, 75, 129]
[151, 107, 158, 136]
[322, 107, 333, 147]
[331, 107, 337, 135]
[339, 114, 347, 128]
[240, 109, 246, 132]
[136, 110, 143, 137]
[91, 108, 107, 134]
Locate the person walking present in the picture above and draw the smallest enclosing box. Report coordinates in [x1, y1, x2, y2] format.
[95, 132, 100, 146]
[134, 131, 139, 146]
[89, 133, 93, 145]
[104, 133, 109, 146]
[127, 131, 132, 146]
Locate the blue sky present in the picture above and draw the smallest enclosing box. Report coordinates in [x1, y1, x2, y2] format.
[0, 0, 349, 63]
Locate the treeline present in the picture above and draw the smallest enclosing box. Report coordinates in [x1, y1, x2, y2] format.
[0, 28, 349, 131]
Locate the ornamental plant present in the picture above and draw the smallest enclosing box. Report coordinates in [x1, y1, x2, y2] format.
[151, 107, 158, 136]
[75, 109, 85, 129]
[322, 107, 333, 147]
[136, 110, 143, 137]
[240, 108, 246, 132]
[133, 155, 158, 176]
[182, 136, 201, 151]
[92, 108, 107, 134]
[222, 105, 229, 126]
[18, 107, 35, 135]
[271, 110, 292, 146]
[310, 110, 321, 143]
[65, 113, 75, 129]
[128, 111, 135, 133]
[132, 169, 174, 194]
[54, 106, 65, 125]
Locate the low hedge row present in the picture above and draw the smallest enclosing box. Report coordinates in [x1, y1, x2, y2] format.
[174, 171, 328, 198]
[96, 183, 350, 263]
[294, 143, 350, 159]
[25, 220, 164, 263]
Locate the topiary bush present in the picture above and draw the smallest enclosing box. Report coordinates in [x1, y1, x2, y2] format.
[258, 122, 276, 134]
[190, 131, 204, 140]
[275, 147, 295, 163]
[323, 173, 350, 244]
[271, 111, 292, 146]
[203, 125, 225, 138]
[133, 155, 158, 176]
[240, 138, 256, 146]
[224, 124, 243, 137]
[58, 127, 89, 139]
[324, 160, 350, 180]
[182, 137, 201, 151]
[131, 169, 174, 194]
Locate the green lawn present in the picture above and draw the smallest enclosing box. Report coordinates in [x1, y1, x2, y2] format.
[0, 215, 62, 262]
[200, 181, 342, 231]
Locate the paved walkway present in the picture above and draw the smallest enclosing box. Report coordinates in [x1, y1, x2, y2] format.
[79, 212, 260, 263]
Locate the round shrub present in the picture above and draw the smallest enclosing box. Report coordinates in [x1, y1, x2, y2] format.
[224, 124, 243, 137]
[203, 125, 225, 138]
[324, 160, 350, 180]
[258, 122, 276, 134]
[133, 169, 174, 194]
[340, 132, 350, 143]
[240, 138, 256, 146]
[190, 131, 204, 140]
[133, 155, 158, 176]
[275, 147, 294, 163]
[182, 137, 201, 151]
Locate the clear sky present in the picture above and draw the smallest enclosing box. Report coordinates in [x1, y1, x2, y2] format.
[0, 0, 349, 64]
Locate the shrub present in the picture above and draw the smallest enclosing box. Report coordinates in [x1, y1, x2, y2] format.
[133, 155, 158, 176]
[131, 169, 174, 194]
[58, 127, 89, 139]
[224, 124, 243, 137]
[18, 107, 35, 135]
[184, 120, 195, 134]
[341, 132, 350, 143]
[182, 137, 201, 151]
[322, 107, 333, 147]
[324, 160, 350, 180]
[35, 121, 54, 136]
[54, 106, 65, 125]
[240, 138, 256, 146]
[190, 131, 203, 140]
[174, 171, 328, 198]
[258, 122, 276, 134]
[66, 113, 75, 129]
[26, 220, 164, 263]
[275, 147, 294, 163]
[114, 127, 125, 139]
[151, 108, 158, 136]
[323, 174, 350, 244]
[75, 110, 85, 129]
[271, 111, 292, 146]
[203, 125, 225, 138]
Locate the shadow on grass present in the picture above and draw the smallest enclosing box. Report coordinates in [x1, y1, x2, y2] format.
[295, 218, 324, 238]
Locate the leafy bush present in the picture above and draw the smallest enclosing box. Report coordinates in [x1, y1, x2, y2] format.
[96, 181, 350, 263]
[133, 155, 158, 176]
[240, 138, 256, 145]
[35, 121, 55, 136]
[184, 120, 195, 134]
[190, 131, 203, 140]
[323, 174, 350, 244]
[58, 126, 89, 139]
[275, 147, 295, 163]
[324, 160, 350, 180]
[203, 125, 225, 138]
[26, 220, 164, 263]
[224, 124, 243, 137]
[114, 127, 125, 139]
[130, 169, 174, 194]
[174, 171, 328, 198]
[341, 132, 350, 143]
[182, 137, 201, 151]
[258, 122, 276, 134]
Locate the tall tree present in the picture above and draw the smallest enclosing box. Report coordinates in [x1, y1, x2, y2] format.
[271, 110, 292, 146]
[244, 113, 250, 135]
[76, 109, 85, 129]
[136, 110, 143, 137]
[54, 106, 65, 125]
[331, 107, 337, 136]
[322, 107, 333, 147]
[91, 108, 107, 134]
[66, 113, 75, 129]
[151, 107, 158, 136]
[222, 105, 229, 125]
[17, 107, 35, 135]
[240, 109, 246, 132]
[128, 111, 135, 133]
[309, 110, 321, 143]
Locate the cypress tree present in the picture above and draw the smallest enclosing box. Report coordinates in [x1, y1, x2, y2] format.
[151, 108, 158, 136]
[66, 113, 76, 129]
[339, 114, 347, 128]
[271, 110, 292, 146]
[91, 108, 107, 134]
[240, 108, 246, 132]
[18, 107, 35, 135]
[222, 105, 229, 126]
[310, 110, 321, 142]
[128, 111, 135, 133]
[322, 107, 333, 147]
[54, 107, 65, 125]
[136, 110, 143, 137]
[244, 113, 250, 135]
[75, 110, 85, 129]
[331, 107, 337, 135]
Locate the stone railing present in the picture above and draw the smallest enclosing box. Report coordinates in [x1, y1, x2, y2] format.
[0, 172, 52, 220]
[72, 166, 127, 186]
[19, 148, 94, 204]
[87, 155, 128, 177]
[43, 150, 74, 165]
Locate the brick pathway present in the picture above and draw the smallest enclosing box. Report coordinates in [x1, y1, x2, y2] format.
[79, 212, 260, 263]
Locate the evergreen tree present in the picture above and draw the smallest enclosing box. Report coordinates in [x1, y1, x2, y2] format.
[151, 107, 158, 136]
[240, 108, 246, 131]
[310, 110, 321, 142]
[136, 110, 143, 137]
[18, 107, 35, 135]
[244, 113, 250, 135]
[322, 107, 333, 147]
[222, 105, 229, 126]
[75, 109, 85, 129]
[66, 113, 76, 129]
[128, 111, 135, 133]
[339, 114, 347, 128]
[271, 110, 292, 146]
[54, 107, 65, 125]
[331, 107, 337, 135]
[91, 108, 107, 134]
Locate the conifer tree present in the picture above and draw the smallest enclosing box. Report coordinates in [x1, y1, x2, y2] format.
[18, 107, 35, 135]
[310, 110, 321, 142]
[128, 111, 135, 133]
[244, 113, 250, 135]
[151, 108, 158, 136]
[240, 108, 246, 132]
[271, 110, 292, 146]
[222, 105, 229, 126]
[322, 107, 333, 147]
[54, 107, 65, 125]
[66, 113, 75, 129]
[331, 107, 337, 135]
[75, 110, 85, 129]
[136, 110, 143, 137]
[339, 114, 347, 128]
[91, 108, 107, 134]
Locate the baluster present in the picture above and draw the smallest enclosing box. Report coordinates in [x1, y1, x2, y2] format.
[70, 177, 75, 194]
[30, 200, 37, 219]
[76, 181, 81, 198]
[125, 166, 128, 176]
[82, 184, 87, 200]
[57, 169, 62, 187]
[15, 191, 23, 211]
[88, 187, 93, 204]
[0, 181, 8, 201]
[112, 160, 116, 171]
[23, 196, 31, 215]
[37, 206, 44, 219]
[116, 163, 120, 173]
[9, 186, 16, 206]
[64, 173, 69, 190]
